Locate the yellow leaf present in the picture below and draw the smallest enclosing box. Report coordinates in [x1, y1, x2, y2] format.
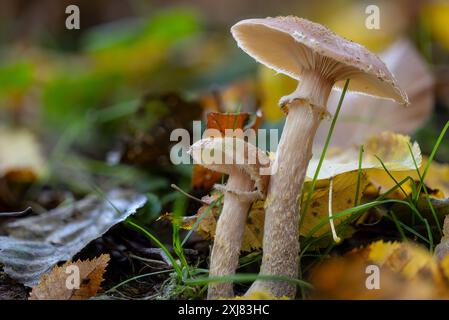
[302, 132, 420, 237]
[0, 127, 46, 182]
[301, 171, 368, 237]
[367, 157, 449, 199]
[308, 132, 421, 181]
[29, 254, 110, 300]
[368, 241, 400, 265]
[367, 241, 445, 286]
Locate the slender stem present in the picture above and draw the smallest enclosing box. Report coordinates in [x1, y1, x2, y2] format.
[207, 171, 253, 299]
[170, 184, 209, 205]
[328, 178, 341, 243]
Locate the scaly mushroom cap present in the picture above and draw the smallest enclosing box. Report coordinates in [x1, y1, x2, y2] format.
[189, 137, 271, 198]
[231, 16, 409, 105]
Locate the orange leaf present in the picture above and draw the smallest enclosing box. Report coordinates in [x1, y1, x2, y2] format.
[30, 254, 110, 300]
[192, 111, 263, 190]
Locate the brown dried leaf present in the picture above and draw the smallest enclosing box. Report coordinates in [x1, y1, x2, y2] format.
[29, 254, 110, 300]
[191, 164, 224, 191]
[192, 111, 263, 190]
[206, 112, 250, 134]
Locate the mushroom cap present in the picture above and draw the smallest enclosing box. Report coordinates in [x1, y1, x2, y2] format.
[189, 137, 271, 196]
[231, 16, 408, 105]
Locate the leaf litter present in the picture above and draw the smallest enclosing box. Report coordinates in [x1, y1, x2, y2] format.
[0, 189, 146, 287]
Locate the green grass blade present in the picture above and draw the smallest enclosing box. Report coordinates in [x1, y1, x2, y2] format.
[184, 273, 313, 289]
[299, 79, 350, 229]
[407, 143, 442, 236]
[354, 145, 364, 207]
[105, 269, 173, 293]
[126, 220, 182, 276]
[416, 121, 449, 196]
[181, 195, 223, 247]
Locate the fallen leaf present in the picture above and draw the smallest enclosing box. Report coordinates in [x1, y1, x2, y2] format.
[0, 189, 146, 286]
[191, 111, 263, 190]
[205, 112, 250, 133]
[310, 241, 449, 299]
[30, 254, 110, 300]
[367, 157, 449, 199]
[315, 132, 423, 199]
[301, 171, 368, 237]
[303, 132, 420, 236]
[191, 112, 250, 191]
[309, 131, 422, 181]
[0, 126, 46, 182]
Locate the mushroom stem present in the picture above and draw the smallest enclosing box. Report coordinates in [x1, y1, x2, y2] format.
[247, 71, 334, 298]
[208, 168, 254, 299]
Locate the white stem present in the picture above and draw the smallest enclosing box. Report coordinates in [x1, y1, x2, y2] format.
[207, 170, 253, 299]
[328, 178, 341, 243]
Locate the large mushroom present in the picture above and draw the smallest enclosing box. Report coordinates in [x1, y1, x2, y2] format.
[231, 16, 408, 298]
[190, 136, 271, 299]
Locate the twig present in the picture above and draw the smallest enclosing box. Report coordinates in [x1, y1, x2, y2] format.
[170, 184, 209, 205]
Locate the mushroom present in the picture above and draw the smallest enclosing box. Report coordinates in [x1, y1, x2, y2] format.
[189, 136, 271, 299]
[231, 16, 408, 298]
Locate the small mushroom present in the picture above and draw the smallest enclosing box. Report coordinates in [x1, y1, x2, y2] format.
[189, 136, 270, 299]
[231, 16, 408, 298]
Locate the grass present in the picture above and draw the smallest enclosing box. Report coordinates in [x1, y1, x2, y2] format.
[354, 145, 364, 207]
